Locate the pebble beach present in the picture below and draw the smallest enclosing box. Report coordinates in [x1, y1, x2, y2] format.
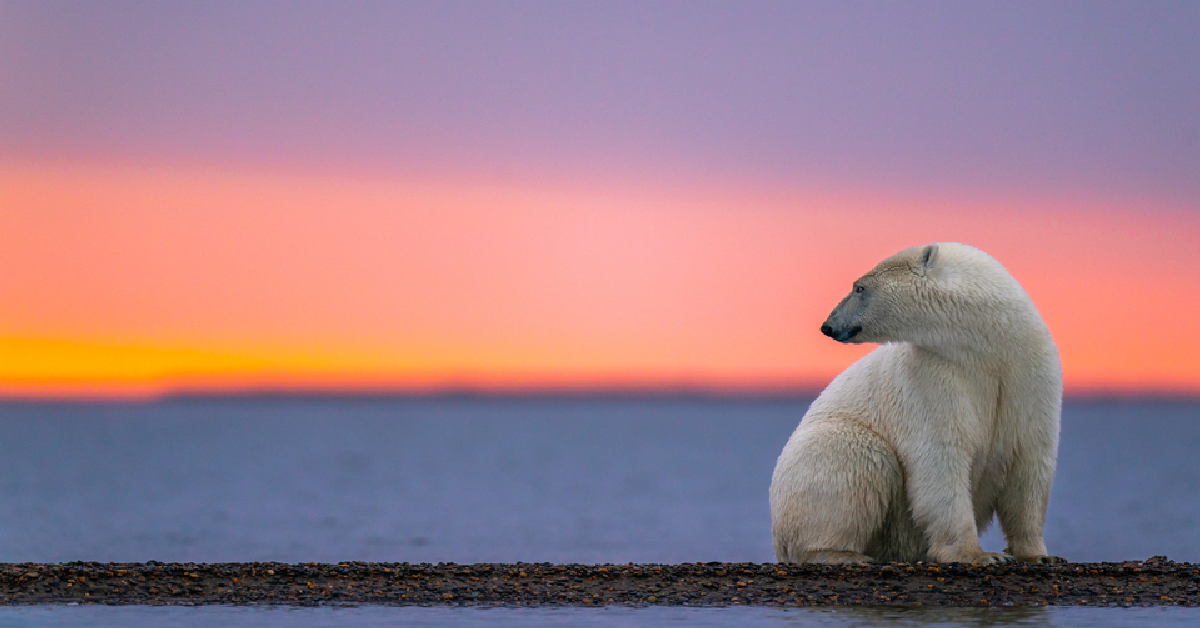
[2, 558, 1197, 608]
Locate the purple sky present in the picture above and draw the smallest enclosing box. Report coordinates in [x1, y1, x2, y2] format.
[3, 1, 1198, 201]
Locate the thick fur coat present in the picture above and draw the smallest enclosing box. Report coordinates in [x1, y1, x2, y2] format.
[769, 243, 1064, 564]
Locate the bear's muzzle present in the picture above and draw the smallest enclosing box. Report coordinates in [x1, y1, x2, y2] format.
[821, 324, 862, 343]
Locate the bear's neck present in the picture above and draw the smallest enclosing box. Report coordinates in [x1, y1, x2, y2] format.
[906, 319, 1052, 370]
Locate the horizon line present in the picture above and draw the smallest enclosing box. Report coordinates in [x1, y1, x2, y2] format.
[2, 382, 1198, 403]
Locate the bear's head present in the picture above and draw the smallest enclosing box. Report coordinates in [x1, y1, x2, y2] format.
[820, 243, 1023, 348]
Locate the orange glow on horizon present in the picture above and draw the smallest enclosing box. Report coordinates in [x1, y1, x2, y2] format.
[3, 162, 1199, 398]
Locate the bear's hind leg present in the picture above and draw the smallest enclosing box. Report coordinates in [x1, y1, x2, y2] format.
[868, 494, 928, 563]
[770, 420, 903, 564]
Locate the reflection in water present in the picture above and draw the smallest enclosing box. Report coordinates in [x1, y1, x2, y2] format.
[819, 605, 1051, 627]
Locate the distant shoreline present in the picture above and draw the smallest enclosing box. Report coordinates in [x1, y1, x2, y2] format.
[3, 560, 1197, 607]
[4, 388, 1200, 404]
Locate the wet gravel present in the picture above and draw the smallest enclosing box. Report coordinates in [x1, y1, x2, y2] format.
[2, 558, 1197, 607]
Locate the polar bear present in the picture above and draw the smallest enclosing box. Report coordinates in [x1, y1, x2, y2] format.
[770, 243, 1064, 564]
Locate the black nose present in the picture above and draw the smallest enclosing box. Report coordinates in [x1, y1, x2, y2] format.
[820, 324, 834, 337]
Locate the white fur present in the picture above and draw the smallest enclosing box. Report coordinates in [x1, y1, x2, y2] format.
[770, 243, 1063, 564]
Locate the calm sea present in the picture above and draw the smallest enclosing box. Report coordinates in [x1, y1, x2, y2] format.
[1, 396, 1197, 626]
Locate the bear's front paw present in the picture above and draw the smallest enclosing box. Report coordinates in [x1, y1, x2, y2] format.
[1014, 555, 1067, 564]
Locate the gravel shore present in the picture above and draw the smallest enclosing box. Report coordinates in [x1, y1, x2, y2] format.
[2, 558, 1197, 607]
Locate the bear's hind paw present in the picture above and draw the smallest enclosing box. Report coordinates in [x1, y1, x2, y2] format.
[947, 552, 1015, 565]
[1014, 555, 1067, 564]
[801, 550, 873, 564]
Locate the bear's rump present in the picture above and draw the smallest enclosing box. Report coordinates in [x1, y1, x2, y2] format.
[770, 418, 925, 563]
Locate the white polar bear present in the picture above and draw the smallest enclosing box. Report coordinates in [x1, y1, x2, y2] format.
[770, 243, 1064, 564]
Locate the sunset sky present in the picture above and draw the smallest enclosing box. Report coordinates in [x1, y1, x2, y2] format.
[3, 1, 1199, 397]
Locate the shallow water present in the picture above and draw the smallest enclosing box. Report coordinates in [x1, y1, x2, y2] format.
[1, 396, 1198, 625]
[2, 605, 1199, 628]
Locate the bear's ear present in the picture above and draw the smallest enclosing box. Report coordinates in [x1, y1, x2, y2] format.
[919, 244, 939, 272]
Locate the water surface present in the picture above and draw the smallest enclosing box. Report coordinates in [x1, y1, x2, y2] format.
[2, 605, 1199, 628]
[1, 396, 1197, 626]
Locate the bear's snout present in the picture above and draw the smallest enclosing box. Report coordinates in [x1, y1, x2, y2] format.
[821, 324, 862, 342]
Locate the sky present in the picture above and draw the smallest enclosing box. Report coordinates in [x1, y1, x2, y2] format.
[2, 1, 1199, 397]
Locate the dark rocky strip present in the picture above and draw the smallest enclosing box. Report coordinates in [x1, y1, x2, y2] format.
[2, 558, 1197, 607]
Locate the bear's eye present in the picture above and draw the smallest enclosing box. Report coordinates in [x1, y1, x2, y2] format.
[854, 285, 864, 294]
